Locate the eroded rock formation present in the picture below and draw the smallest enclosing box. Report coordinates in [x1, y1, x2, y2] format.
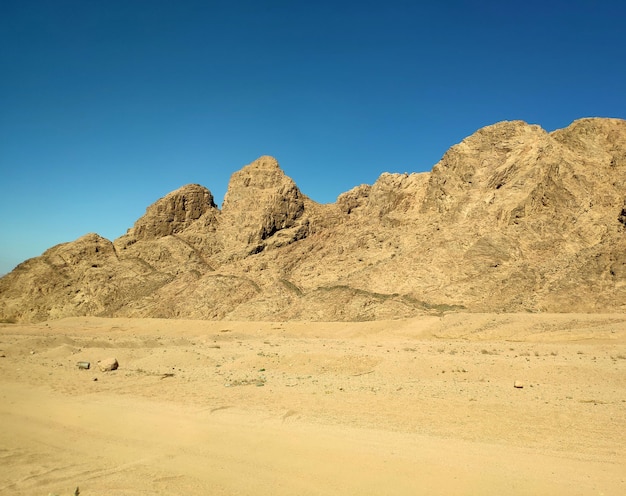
[2, 118, 625, 322]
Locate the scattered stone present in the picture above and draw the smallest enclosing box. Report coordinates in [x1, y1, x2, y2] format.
[514, 380, 524, 388]
[98, 357, 119, 371]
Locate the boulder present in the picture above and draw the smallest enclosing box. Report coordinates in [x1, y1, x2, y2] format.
[98, 357, 119, 372]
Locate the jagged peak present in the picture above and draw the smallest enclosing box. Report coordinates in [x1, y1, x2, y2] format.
[160, 183, 215, 202]
[550, 117, 626, 168]
[75, 232, 111, 243]
[242, 155, 280, 170]
[551, 117, 626, 143]
[218, 156, 309, 257]
[223, 156, 294, 200]
[558, 116, 626, 129]
[458, 120, 547, 148]
[132, 183, 217, 240]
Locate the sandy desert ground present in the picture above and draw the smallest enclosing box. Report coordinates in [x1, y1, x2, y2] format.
[0, 313, 625, 495]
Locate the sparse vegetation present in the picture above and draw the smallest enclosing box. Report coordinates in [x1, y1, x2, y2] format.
[480, 348, 500, 355]
[401, 294, 467, 314]
[579, 399, 607, 405]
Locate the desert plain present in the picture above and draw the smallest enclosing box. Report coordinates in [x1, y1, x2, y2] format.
[0, 312, 625, 495]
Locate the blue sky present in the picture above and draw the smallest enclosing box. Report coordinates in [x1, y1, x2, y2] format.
[1, 0, 625, 275]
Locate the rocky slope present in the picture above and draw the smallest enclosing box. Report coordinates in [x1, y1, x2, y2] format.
[1, 118, 625, 322]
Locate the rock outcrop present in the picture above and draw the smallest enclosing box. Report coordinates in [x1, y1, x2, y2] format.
[1, 118, 625, 322]
[218, 156, 313, 259]
[131, 184, 217, 240]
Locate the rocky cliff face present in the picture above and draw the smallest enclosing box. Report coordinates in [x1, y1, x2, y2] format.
[1, 118, 625, 322]
[130, 184, 217, 240]
[218, 156, 313, 259]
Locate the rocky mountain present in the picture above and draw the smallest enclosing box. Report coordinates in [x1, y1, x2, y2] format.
[1, 118, 625, 323]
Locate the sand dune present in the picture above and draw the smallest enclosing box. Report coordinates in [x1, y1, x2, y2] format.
[1, 314, 625, 495]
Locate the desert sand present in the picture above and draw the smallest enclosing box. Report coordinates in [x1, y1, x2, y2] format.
[1, 313, 625, 495]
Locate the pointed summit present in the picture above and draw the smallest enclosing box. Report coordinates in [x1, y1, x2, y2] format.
[222, 156, 289, 206]
[220, 156, 310, 258]
[131, 184, 217, 240]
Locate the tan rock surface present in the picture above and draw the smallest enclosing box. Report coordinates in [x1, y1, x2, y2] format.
[1, 118, 625, 323]
[131, 183, 217, 240]
[218, 155, 314, 259]
[97, 357, 119, 371]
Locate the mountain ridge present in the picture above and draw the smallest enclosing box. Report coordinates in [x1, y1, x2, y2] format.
[2, 118, 625, 322]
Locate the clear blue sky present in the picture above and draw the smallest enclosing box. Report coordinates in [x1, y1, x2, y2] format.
[1, 0, 625, 275]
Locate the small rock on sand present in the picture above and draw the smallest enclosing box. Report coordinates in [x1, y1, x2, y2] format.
[514, 380, 524, 388]
[98, 357, 119, 372]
